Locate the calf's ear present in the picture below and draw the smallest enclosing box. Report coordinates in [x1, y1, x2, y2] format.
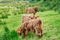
[33, 6, 38, 12]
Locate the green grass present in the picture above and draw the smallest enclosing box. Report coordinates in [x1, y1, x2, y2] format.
[0, 10, 60, 40]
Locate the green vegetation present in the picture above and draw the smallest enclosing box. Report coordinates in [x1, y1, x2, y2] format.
[0, 10, 60, 40]
[0, 0, 60, 40]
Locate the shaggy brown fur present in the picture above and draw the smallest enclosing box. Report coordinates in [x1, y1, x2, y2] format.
[17, 18, 42, 37]
[22, 14, 39, 23]
[25, 6, 38, 15]
[17, 22, 28, 36]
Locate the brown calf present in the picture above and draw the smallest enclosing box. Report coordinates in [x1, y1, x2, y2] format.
[22, 14, 39, 23]
[17, 18, 42, 37]
[25, 6, 38, 15]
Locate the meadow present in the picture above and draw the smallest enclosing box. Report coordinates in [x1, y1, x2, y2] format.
[0, 0, 60, 40]
[0, 10, 60, 40]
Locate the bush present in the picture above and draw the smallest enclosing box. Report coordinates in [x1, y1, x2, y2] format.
[0, 27, 22, 40]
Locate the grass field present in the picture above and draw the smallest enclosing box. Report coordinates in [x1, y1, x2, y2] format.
[0, 10, 60, 40]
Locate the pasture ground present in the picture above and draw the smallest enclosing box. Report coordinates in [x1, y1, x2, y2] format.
[0, 11, 60, 40]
